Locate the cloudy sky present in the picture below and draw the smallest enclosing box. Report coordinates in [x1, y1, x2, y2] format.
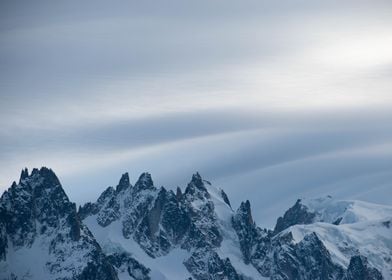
[1, 0, 392, 227]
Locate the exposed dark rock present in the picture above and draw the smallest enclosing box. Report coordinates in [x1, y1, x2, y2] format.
[345, 255, 383, 280]
[247, 231, 345, 280]
[19, 168, 29, 183]
[274, 199, 316, 234]
[159, 190, 191, 243]
[332, 217, 343, 225]
[67, 203, 81, 241]
[97, 194, 120, 227]
[382, 220, 391, 228]
[116, 172, 131, 193]
[184, 248, 243, 280]
[176, 187, 183, 201]
[97, 186, 116, 206]
[184, 172, 210, 200]
[220, 189, 231, 207]
[0, 167, 119, 280]
[232, 201, 349, 280]
[182, 200, 222, 249]
[133, 172, 154, 193]
[133, 188, 173, 257]
[122, 189, 156, 239]
[107, 252, 151, 280]
[0, 219, 7, 261]
[232, 200, 258, 264]
[78, 202, 99, 220]
[78, 249, 118, 280]
[292, 232, 345, 280]
[181, 173, 222, 249]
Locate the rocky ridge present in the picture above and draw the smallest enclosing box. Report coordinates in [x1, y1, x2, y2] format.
[0, 167, 117, 280]
[0, 168, 390, 279]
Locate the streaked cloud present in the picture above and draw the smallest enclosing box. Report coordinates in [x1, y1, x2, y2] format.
[1, 0, 392, 226]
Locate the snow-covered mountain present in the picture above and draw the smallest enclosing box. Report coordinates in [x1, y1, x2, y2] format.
[1, 168, 391, 279]
[79, 172, 259, 279]
[275, 197, 392, 278]
[0, 167, 117, 280]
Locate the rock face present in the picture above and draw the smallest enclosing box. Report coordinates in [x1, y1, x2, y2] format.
[345, 256, 383, 280]
[0, 167, 389, 280]
[0, 167, 117, 280]
[232, 197, 389, 280]
[273, 199, 316, 234]
[232, 202, 345, 279]
[80, 172, 237, 279]
[81, 170, 387, 279]
[107, 252, 151, 280]
[183, 248, 241, 280]
[231, 200, 262, 264]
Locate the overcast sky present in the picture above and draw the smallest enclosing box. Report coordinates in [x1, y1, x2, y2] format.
[1, 0, 392, 227]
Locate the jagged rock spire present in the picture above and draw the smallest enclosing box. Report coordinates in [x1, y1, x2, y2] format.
[184, 172, 210, 200]
[0, 167, 118, 279]
[17, 167, 60, 188]
[116, 172, 130, 192]
[273, 199, 316, 234]
[191, 172, 203, 187]
[1, 167, 72, 244]
[237, 200, 253, 226]
[19, 168, 29, 183]
[232, 200, 257, 264]
[134, 172, 154, 192]
[176, 187, 183, 201]
[36, 167, 62, 188]
[220, 189, 231, 207]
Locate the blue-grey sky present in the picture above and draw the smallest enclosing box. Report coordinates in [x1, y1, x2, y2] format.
[1, 0, 392, 227]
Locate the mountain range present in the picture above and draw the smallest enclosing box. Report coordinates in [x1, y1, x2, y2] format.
[0, 167, 391, 279]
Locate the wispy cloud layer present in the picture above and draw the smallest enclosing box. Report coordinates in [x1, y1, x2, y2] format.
[1, 0, 392, 226]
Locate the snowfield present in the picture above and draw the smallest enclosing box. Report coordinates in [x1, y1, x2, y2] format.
[282, 197, 392, 279]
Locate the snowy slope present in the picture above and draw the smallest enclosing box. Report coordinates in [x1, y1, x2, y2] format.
[280, 197, 392, 279]
[0, 220, 108, 280]
[84, 216, 192, 280]
[198, 181, 265, 280]
[300, 196, 392, 225]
